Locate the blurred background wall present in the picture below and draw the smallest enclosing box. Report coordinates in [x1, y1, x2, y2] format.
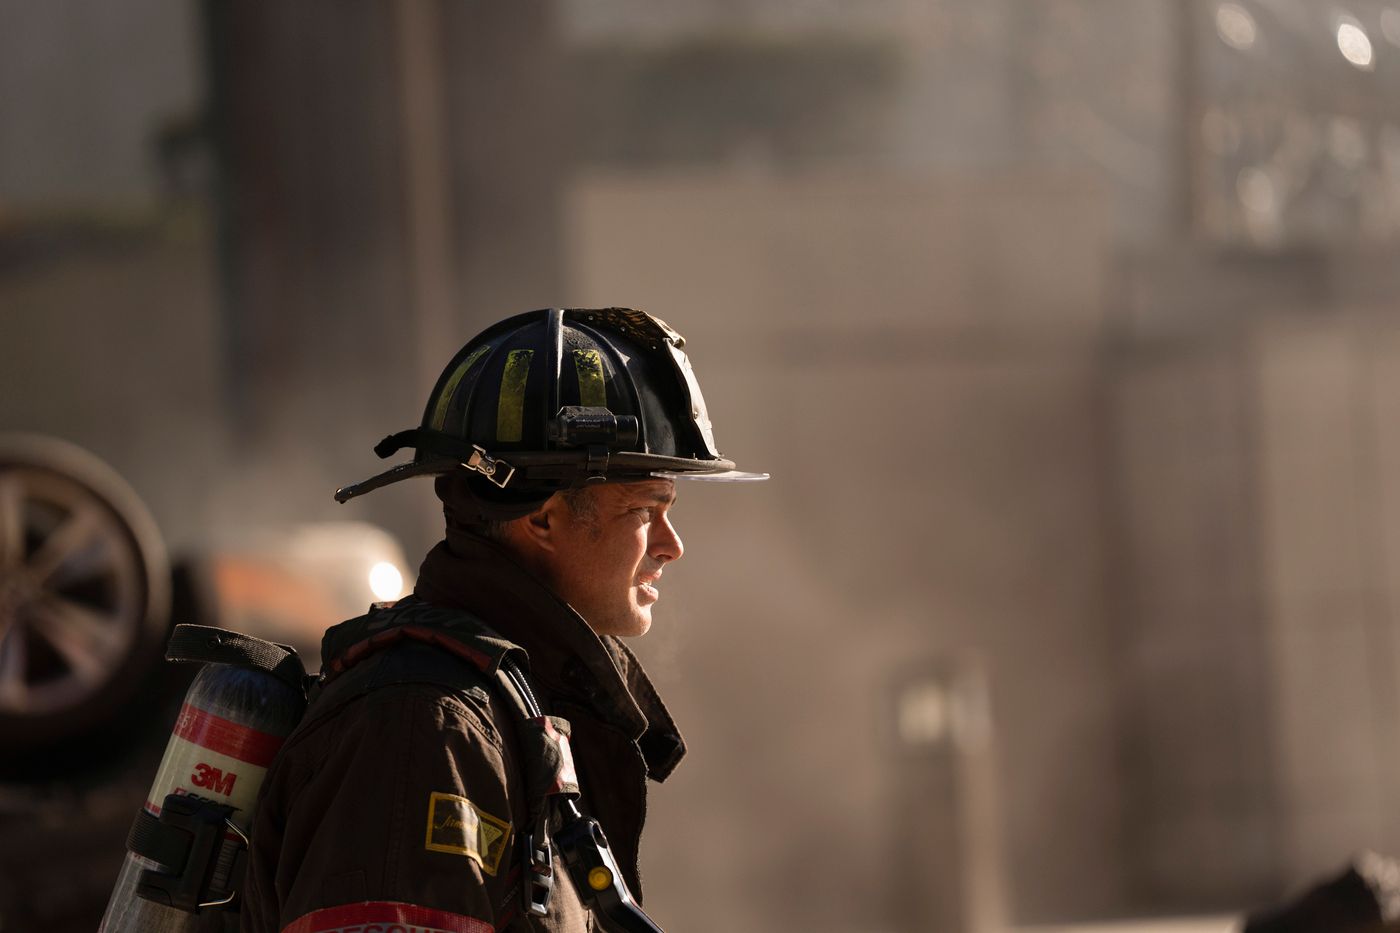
[4, 1, 1400, 931]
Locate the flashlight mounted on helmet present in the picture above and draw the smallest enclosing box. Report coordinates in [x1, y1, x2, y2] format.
[549, 407, 640, 450]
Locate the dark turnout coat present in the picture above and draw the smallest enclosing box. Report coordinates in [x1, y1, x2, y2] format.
[242, 534, 687, 933]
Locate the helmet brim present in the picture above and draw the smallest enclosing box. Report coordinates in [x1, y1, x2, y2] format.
[651, 469, 770, 483]
[335, 451, 757, 503]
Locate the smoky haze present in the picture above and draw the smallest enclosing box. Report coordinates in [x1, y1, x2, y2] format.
[4, 1, 1400, 932]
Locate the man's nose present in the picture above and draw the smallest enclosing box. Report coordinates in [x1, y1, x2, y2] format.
[649, 513, 684, 563]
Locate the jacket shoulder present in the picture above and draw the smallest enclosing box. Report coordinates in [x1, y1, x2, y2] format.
[299, 598, 530, 751]
[321, 596, 524, 679]
[247, 670, 528, 932]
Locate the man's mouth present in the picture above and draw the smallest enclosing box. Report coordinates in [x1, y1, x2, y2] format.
[636, 572, 662, 604]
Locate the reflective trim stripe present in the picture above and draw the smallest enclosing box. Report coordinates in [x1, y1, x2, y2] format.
[430, 346, 489, 431]
[495, 349, 534, 442]
[281, 900, 494, 933]
[171, 702, 284, 767]
[572, 349, 607, 407]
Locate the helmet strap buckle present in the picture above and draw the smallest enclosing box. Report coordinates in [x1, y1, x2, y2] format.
[463, 446, 516, 489]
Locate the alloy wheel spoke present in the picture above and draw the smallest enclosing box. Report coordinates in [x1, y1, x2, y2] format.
[26, 505, 108, 587]
[29, 595, 121, 686]
[0, 628, 27, 710]
[0, 474, 23, 571]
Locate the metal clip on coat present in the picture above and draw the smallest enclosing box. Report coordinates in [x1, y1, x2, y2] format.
[523, 812, 556, 916]
[553, 798, 663, 933]
[497, 658, 665, 932]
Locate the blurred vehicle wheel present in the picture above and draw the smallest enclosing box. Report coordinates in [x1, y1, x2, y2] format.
[0, 434, 170, 756]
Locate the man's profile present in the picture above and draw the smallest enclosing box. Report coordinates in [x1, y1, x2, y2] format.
[241, 307, 764, 933]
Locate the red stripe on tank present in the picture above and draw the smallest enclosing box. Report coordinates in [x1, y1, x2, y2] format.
[282, 900, 494, 933]
[172, 702, 285, 767]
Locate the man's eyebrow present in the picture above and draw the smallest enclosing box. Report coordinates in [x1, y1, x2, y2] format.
[633, 488, 677, 507]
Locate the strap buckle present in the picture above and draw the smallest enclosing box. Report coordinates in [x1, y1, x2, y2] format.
[132, 794, 248, 913]
[523, 811, 556, 917]
[463, 446, 515, 489]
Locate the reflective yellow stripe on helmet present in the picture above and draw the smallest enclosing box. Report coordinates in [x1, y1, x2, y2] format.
[573, 349, 607, 408]
[496, 350, 534, 442]
[429, 346, 489, 431]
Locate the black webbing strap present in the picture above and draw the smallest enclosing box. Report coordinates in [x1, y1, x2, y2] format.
[164, 624, 306, 693]
[127, 808, 191, 870]
[374, 428, 474, 461]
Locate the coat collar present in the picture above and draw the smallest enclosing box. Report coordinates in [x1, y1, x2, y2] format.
[413, 535, 686, 781]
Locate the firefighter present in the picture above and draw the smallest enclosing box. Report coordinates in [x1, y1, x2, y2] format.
[241, 308, 764, 932]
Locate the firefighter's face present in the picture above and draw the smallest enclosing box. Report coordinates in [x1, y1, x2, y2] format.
[527, 480, 683, 637]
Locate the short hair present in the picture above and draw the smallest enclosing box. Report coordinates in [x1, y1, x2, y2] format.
[560, 485, 599, 531]
[474, 485, 598, 542]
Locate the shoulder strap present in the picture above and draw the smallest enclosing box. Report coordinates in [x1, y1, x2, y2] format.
[318, 598, 580, 809]
[320, 596, 522, 682]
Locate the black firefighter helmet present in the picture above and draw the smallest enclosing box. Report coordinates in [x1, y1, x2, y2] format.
[335, 308, 765, 507]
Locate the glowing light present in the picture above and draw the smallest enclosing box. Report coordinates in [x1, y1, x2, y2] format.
[1237, 165, 1284, 243]
[1337, 17, 1375, 69]
[1237, 166, 1278, 216]
[897, 682, 948, 746]
[1216, 3, 1258, 50]
[368, 561, 404, 601]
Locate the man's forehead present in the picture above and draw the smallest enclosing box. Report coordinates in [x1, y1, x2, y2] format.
[612, 479, 677, 504]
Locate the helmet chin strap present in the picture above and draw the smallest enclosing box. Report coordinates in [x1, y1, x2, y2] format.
[436, 472, 554, 527]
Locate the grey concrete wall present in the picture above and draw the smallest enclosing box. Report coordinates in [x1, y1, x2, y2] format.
[1106, 302, 1400, 909]
[0, 0, 201, 204]
[1252, 318, 1400, 885]
[1108, 341, 1281, 907]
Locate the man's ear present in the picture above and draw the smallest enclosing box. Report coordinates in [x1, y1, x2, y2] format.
[516, 494, 562, 553]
